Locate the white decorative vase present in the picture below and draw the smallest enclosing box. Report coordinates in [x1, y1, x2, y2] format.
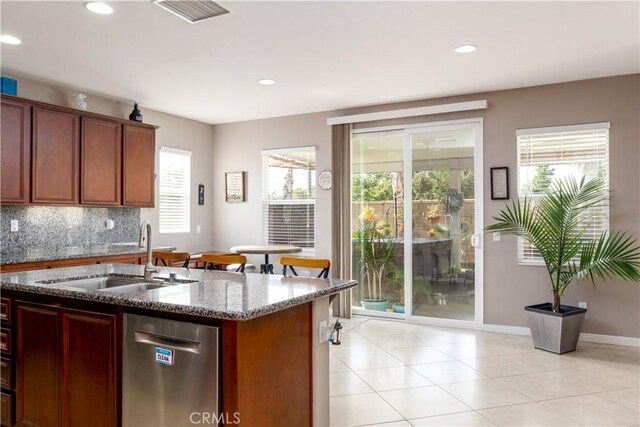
[72, 93, 88, 111]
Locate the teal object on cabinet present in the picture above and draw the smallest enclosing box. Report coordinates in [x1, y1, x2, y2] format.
[0, 77, 17, 95]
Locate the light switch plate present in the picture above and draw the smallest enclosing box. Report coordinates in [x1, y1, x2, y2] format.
[493, 232, 501, 241]
[10, 220, 18, 232]
[196, 225, 201, 234]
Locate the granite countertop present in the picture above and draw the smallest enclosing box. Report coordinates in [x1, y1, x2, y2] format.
[1, 243, 177, 265]
[0, 264, 358, 321]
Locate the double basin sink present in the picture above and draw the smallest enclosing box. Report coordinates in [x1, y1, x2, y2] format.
[40, 275, 198, 294]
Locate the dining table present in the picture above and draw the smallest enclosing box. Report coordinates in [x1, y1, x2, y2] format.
[230, 244, 302, 274]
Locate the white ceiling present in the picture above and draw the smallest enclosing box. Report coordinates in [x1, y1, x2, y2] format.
[1, 1, 638, 124]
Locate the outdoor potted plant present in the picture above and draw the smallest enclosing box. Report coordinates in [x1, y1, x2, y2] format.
[486, 176, 640, 353]
[353, 206, 396, 311]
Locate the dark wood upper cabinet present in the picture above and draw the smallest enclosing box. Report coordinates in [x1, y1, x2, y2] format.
[123, 124, 155, 207]
[16, 302, 61, 427]
[1, 97, 31, 204]
[80, 117, 122, 205]
[32, 106, 80, 204]
[0, 96, 157, 207]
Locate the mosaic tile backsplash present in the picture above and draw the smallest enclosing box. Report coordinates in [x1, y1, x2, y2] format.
[1, 206, 140, 253]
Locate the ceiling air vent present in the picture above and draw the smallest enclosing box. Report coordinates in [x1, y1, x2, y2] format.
[153, 0, 229, 24]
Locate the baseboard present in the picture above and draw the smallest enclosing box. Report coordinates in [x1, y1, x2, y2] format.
[483, 324, 640, 347]
[483, 324, 531, 336]
[579, 332, 640, 347]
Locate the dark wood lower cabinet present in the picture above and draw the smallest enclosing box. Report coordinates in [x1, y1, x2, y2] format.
[16, 302, 117, 427]
[1, 392, 12, 427]
[16, 302, 60, 427]
[62, 310, 116, 427]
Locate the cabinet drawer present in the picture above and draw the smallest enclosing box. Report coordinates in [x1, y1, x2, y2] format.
[0, 330, 9, 356]
[1, 391, 12, 427]
[0, 300, 9, 326]
[0, 358, 11, 390]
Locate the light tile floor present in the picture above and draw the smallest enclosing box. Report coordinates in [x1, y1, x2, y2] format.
[330, 318, 640, 427]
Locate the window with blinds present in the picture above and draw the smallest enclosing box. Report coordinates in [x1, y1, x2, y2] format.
[159, 147, 191, 233]
[262, 147, 316, 249]
[516, 123, 609, 264]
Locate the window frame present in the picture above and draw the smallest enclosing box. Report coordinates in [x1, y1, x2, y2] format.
[515, 122, 610, 266]
[261, 146, 317, 251]
[158, 146, 192, 234]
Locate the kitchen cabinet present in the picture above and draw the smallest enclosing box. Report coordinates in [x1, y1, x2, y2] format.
[123, 125, 155, 207]
[0, 97, 30, 204]
[16, 302, 60, 426]
[0, 95, 157, 208]
[31, 106, 79, 205]
[81, 117, 122, 205]
[0, 297, 13, 427]
[16, 302, 117, 427]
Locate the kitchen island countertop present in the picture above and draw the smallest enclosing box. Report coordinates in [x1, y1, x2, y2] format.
[0, 263, 357, 320]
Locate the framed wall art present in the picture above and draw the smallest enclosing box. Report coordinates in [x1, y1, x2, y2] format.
[490, 167, 509, 200]
[225, 171, 246, 203]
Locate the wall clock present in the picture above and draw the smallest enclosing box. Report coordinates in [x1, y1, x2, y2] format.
[318, 170, 332, 190]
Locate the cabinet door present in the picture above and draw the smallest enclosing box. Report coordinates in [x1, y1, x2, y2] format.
[62, 309, 116, 427]
[16, 302, 61, 427]
[32, 107, 80, 204]
[1, 98, 31, 204]
[122, 125, 155, 207]
[81, 117, 121, 205]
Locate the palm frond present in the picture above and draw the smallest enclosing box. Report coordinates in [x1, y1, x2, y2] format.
[485, 176, 640, 307]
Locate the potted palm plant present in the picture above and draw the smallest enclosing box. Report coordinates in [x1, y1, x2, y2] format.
[353, 206, 396, 311]
[486, 176, 640, 353]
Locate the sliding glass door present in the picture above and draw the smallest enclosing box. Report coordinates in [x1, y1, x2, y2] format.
[351, 120, 483, 326]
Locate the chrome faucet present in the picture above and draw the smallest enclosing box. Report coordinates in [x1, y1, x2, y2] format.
[139, 220, 158, 280]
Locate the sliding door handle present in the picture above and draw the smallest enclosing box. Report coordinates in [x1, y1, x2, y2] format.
[470, 233, 481, 249]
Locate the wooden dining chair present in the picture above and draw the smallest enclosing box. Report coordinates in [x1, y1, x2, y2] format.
[201, 253, 248, 272]
[152, 250, 191, 268]
[280, 256, 331, 278]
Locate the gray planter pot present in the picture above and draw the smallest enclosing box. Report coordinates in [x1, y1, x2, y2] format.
[524, 303, 587, 354]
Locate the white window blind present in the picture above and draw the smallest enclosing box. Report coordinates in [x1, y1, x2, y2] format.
[262, 147, 316, 249]
[159, 147, 191, 234]
[516, 123, 609, 264]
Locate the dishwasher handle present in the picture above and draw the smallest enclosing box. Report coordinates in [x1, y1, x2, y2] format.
[134, 331, 201, 354]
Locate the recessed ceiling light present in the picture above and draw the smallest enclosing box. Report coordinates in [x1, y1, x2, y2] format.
[366, 146, 375, 150]
[0, 35, 21, 45]
[387, 152, 395, 155]
[454, 44, 477, 54]
[257, 78, 276, 85]
[84, 2, 114, 15]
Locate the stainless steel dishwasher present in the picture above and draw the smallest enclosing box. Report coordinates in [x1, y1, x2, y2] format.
[123, 314, 219, 427]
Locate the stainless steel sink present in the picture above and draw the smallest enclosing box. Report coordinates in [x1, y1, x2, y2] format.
[38, 275, 199, 293]
[41, 276, 168, 293]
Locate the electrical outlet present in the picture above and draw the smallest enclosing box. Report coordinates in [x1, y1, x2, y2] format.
[105, 219, 114, 230]
[493, 232, 501, 241]
[578, 302, 587, 309]
[10, 220, 19, 232]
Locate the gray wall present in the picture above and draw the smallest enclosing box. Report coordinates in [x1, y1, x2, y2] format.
[4, 74, 216, 252]
[212, 74, 640, 338]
